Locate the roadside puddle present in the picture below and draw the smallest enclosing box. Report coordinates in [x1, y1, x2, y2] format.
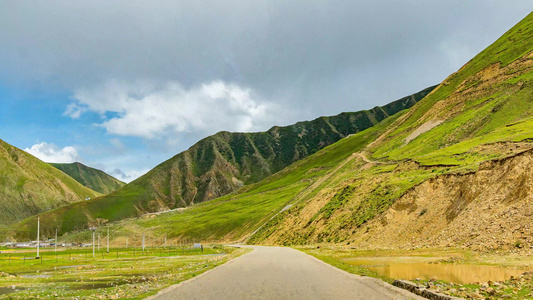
[0, 287, 26, 295]
[343, 256, 526, 284]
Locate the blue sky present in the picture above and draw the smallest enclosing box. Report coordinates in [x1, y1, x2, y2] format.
[1, 1, 532, 182]
[0, 82, 157, 180]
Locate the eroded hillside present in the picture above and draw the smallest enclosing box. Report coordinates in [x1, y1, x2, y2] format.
[356, 147, 533, 251]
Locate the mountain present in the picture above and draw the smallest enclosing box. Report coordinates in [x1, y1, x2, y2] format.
[51, 162, 125, 194]
[0, 139, 100, 229]
[116, 85, 434, 208]
[51, 11, 533, 250]
[248, 11, 533, 248]
[8, 86, 435, 237]
[15, 11, 533, 244]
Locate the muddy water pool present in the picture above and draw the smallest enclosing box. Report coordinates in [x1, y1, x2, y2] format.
[343, 256, 526, 284]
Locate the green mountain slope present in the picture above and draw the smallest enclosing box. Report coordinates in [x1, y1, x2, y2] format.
[51, 162, 125, 194]
[248, 11, 533, 246]
[117, 85, 434, 209]
[8, 86, 434, 237]
[0, 139, 100, 228]
[52, 11, 533, 248]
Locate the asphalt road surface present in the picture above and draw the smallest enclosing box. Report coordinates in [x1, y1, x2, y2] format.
[149, 246, 423, 300]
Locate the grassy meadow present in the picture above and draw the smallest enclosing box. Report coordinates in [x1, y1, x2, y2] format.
[0, 245, 248, 299]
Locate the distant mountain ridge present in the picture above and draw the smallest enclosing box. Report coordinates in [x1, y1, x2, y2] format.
[51, 162, 125, 194]
[127, 85, 437, 207]
[0, 139, 100, 228]
[9, 85, 435, 235]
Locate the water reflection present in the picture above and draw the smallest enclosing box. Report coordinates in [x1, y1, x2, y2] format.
[343, 257, 525, 284]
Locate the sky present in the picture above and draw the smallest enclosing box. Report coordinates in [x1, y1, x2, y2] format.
[0, 1, 532, 182]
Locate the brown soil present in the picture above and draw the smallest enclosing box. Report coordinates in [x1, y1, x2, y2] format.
[351, 149, 533, 252]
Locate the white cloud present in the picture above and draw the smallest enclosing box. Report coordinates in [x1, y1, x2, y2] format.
[68, 80, 277, 139]
[24, 142, 80, 163]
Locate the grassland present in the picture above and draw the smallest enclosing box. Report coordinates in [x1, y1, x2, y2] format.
[0, 245, 248, 299]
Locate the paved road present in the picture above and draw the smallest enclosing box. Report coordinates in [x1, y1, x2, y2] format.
[150, 246, 423, 300]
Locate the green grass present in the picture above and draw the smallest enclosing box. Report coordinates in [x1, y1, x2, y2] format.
[384, 12, 533, 140]
[0, 246, 248, 299]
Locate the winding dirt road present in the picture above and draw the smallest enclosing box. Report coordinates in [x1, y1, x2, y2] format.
[149, 246, 422, 300]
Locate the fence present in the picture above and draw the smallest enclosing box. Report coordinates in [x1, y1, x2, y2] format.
[0, 244, 204, 267]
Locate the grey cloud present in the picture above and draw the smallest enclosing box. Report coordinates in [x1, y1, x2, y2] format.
[1, 1, 532, 135]
[110, 169, 130, 181]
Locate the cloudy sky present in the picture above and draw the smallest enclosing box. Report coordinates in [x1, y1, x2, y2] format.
[0, 1, 531, 182]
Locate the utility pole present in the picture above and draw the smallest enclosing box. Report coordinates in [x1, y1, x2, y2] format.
[55, 229, 57, 253]
[106, 226, 109, 253]
[36, 217, 40, 259]
[164, 234, 167, 248]
[92, 228, 96, 258]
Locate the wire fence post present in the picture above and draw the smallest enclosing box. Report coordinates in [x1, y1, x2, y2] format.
[106, 226, 109, 253]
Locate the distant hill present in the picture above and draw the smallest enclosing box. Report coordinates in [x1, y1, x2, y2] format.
[10, 86, 435, 236]
[51, 162, 125, 194]
[0, 139, 100, 228]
